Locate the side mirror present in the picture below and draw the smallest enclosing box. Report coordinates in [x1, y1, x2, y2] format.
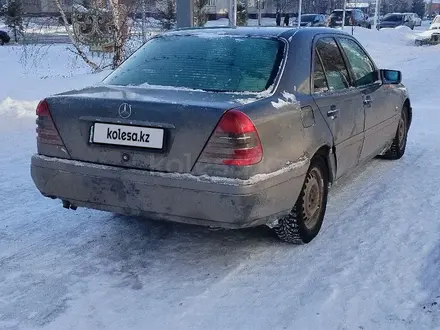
[380, 69, 402, 84]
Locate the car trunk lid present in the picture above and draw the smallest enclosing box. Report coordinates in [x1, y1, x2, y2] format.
[45, 85, 264, 173]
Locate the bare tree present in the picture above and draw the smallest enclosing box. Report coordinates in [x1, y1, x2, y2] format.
[412, 0, 425, 18]
[54, 0, 100, 71]
[157, 0, 176, 30]
[382, 0, 410, 13]
[4, 0, 24, 43]
[304, 0, 330, 14]
[193, 0, 208, 26]
[56, 0, 143, 71]
[237, 0, 247, 26]
[108, 0, 131, 68]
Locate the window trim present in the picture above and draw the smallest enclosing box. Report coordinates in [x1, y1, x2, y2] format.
[310, 35, 354, 95]
[335, 36, 380, 88]
[312, 49, 330, 94]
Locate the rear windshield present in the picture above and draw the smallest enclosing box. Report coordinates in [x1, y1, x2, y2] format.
[302, 15, 317, 22]
[330, 11, 352, 18]
[103, 35, 285, 93]
[383, 14, 403, 21]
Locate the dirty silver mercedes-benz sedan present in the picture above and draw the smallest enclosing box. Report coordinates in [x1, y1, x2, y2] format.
[31, 27, 412, 244]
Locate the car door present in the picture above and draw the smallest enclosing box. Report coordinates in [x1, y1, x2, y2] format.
[403, 14, 409, 27]
[404, 14, 414, 28]
[337, 36, 400, 162]
[312, 37, 365, 179]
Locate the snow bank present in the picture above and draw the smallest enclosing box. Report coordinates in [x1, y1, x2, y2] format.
[341, 26, 418, 48]
[0, 97, 38, 118]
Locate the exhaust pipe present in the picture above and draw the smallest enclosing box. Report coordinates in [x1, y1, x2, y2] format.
[62, 200, 77, 210]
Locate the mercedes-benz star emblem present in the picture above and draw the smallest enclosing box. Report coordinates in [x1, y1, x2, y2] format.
[118, 103, 132, 119]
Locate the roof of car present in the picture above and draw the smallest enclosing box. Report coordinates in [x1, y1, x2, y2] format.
[164, 26, 347, 40]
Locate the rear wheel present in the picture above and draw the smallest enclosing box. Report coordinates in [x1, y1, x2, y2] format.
[274, 156, 329, 244]
[382, 108, 408, 160]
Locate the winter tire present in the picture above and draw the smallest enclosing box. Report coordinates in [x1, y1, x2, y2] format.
[382, 108, 408, 160]
[274, 156, 329, 244]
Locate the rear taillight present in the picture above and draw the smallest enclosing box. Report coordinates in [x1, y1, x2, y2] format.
[198, 109, 263, 166]
[36, 99, 64, 145]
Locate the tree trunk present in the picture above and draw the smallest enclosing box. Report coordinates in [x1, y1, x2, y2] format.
[108, 0, 128, 69]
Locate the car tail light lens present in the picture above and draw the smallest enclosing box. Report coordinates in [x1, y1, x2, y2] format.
[36, 99, 64, 145]
[198, 109, 263, 166]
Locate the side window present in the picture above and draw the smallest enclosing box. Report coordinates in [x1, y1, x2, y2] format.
[315, 38, 350, 91]
[313, 50, 329, 93]
[338, 38, 375, 87]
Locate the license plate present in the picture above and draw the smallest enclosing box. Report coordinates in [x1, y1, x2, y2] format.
[336, 20, 343, 24]
[91, 123, 164, 149]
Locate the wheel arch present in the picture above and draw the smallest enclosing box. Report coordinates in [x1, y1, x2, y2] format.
[311, 145, 336, 184]
[403, 98, 412, 129]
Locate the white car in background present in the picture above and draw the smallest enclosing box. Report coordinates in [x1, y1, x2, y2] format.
[415, 15, 440, 45]
[429, 15, 440, 30]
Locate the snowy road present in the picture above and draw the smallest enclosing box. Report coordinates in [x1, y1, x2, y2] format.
[1, 29, 440, 330]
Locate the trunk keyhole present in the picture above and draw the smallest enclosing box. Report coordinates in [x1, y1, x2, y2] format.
[122, 154, 130, 162]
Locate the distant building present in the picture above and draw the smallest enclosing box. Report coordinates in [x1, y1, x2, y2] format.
[426, 0, 440, 15]
[6, 0, 79, 15]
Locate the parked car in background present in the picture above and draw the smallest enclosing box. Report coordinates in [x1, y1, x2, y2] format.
[30, 27, 411, 244]
[429, 15, 440, 30]
[0, 30, 10, 45]
[415, 14, 440, 45]
[377, 13, 415, 30]
[327, 9, 372, 29]
[404, 12, 422, 26]
[299, 14, 327, 27]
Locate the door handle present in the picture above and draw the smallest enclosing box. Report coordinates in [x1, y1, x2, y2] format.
[327, 105, 340, 119]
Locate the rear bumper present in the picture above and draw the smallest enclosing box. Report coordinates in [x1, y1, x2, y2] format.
[30, 155, 308, 229]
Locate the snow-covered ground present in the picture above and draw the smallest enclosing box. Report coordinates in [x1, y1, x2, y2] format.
[1, 25, 440, 330]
